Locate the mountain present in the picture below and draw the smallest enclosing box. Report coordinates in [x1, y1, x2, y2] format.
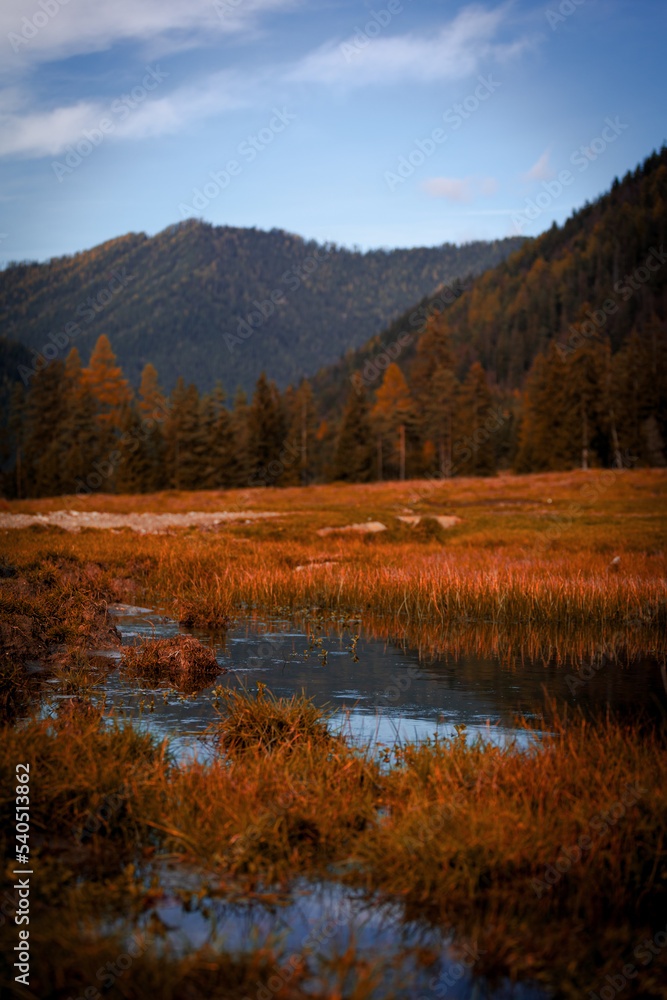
[0, 222, 523, 395]
[311, 146, 667, 425]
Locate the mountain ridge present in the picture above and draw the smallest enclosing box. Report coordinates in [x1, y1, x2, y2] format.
[0, 221, 523, 394]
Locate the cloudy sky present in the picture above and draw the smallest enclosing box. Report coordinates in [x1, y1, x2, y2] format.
[0, 0, 664, 262]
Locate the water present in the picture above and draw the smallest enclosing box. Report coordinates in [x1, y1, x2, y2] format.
[50, 607, 664, 1000]
[134, 872, 546, 1000]
[74, 605, 667, 763]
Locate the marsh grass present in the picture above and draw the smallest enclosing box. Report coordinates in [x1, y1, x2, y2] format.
[120, 634, 222, 692]
[1, 472, 666, 997]
[214, 682, 342, 757]
[1, 694, 666, 997]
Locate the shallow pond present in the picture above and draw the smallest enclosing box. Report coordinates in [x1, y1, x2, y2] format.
[67, 605, 667, 763]
[46, 607, 665, 1000]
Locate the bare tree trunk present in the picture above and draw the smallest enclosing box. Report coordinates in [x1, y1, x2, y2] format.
[399, 423, 405, 481]
[609, 411, 623, 469]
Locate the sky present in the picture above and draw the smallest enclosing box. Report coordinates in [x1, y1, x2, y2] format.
[0, 0, 665, 264]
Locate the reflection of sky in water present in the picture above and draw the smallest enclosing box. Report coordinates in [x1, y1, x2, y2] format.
[70, 605, 667, 764]
[66, 607, 659, 1000]
[125, 874, 547, 1000]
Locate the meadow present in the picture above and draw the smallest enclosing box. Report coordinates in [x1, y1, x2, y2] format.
[0, 468, 666, 999]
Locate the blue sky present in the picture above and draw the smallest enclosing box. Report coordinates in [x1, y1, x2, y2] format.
[0, 0, 665, 263]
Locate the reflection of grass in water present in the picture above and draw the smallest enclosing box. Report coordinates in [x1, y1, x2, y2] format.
[1, 697, 666, 997]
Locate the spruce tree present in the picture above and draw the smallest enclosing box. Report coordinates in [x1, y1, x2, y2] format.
[333, 388, 375, 482]
[231, 387, 251, 488]
[282, 380, 316, 486]
[454, 362, 496, 476]
[371, 363, 412, 480]
[137, 363, 168, 491]
[24, 359, 68, 497]
[248, 373, 286, 486]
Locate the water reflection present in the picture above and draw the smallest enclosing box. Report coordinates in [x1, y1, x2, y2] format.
[69, 605, 667, 763]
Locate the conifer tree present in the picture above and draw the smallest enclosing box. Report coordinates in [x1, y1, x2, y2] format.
[61, 347, 100, 494]
[333, 388, 375, 482]
[282, 380, 316, 486]
[116, 403, 151, 493]
[83, 334, 131, 432]
[24, 359, 68, 497]
[202, 383, 238, 489]
[231, 387, 251, 488]
[411, 312, 459, 475]
[371, 363, 412, 480]
[8, 383, 25, 499]
[248, 373, 286, 486]
[137, 363, 168, 491]
[454, 362, 496, 476]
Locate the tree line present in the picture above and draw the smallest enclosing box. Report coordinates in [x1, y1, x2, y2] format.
[6, 306, 663, 501]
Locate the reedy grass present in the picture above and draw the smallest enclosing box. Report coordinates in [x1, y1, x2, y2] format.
[214, 682, 342, 757]
[1, 701, 666, 997]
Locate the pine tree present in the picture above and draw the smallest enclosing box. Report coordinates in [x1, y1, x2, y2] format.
[61, 347, 100, 494]
[371, 363, 412, 480]
[231, 387, 251, 488]
[202, 383, 238, 489]
[137, 363, 167, 491]
[411, 312, 459, 476]
[333, 388, 375, 482]
[248, 373, 286, 486]
[8, 383, 25, 499]
[454, 362, 496, 476]
[24, 360, 68, 497]
[166, 381, 205, 490]
[282, 380, 316, 486]
[116, 403, 151, 493]
[83, 334, 131, 432]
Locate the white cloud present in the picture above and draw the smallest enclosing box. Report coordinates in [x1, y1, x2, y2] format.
[0, 71, 249, 158]
[522, 147, 554, 182]
[1, 0, 299, 70]
[422, 177, 473, 202]
[422, 175, 498, 202]
[287, 3, 530, 87]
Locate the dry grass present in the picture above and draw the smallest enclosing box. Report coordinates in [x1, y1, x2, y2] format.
[1, 702, 665, 998]
[120, 634, 222, 691]
[214, 682, 342, 757]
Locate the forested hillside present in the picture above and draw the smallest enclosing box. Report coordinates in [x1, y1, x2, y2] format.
[1, 149, 666, 498]
[0, 223, 521, 394]
[311, 146, 667, 475]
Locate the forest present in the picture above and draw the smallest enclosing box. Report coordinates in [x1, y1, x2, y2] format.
[0, 221, 522, 394]
[1, 148, 666, 498]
